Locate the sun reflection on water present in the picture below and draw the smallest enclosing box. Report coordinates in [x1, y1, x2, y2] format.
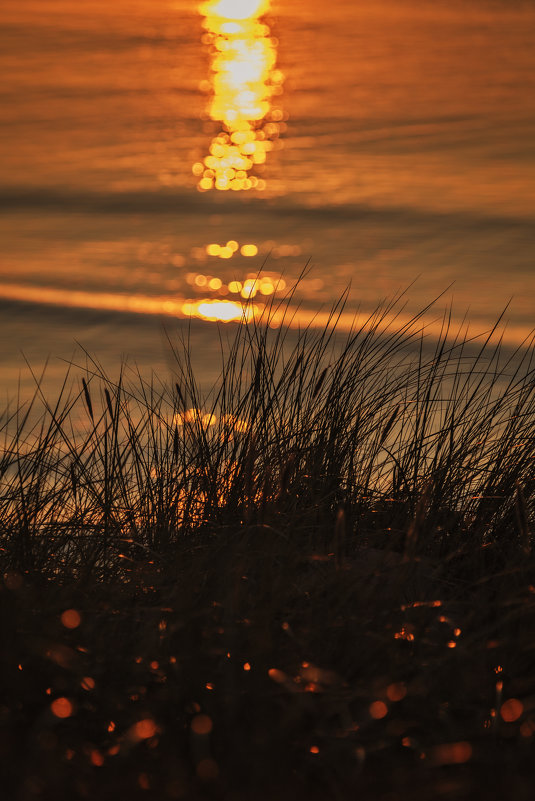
[195, 0, 284, 191]
[181, 297, 256, 322]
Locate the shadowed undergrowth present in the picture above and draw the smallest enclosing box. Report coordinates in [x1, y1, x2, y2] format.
[1, 290, 535, 800]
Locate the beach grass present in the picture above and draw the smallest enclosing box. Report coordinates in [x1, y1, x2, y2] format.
[1, 288, 535, 800]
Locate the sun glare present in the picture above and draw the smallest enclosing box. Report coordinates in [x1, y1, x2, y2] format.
[200, 0, 270, 19]
[196, 0, 284, 191]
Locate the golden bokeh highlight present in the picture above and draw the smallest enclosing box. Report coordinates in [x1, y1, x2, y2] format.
[181, 298, 256, 323]
[134, 718, 158, 740]
[51, 697, 74, 719]
[174, 409, 248, 436]
[500, 698, 524, 722]
[205, 241, 258, 259]
[369, 700, 388, 720]
[60, 608, 81, 629]
[90, 749, 105, 767]
[200, 0, 270, 18]
[196, 0, 284, 191]
[394, 626, 414, 642]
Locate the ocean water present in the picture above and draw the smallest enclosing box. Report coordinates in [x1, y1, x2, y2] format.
[1, 0, 534, 402]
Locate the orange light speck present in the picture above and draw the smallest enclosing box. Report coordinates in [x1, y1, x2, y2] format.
[500, 698, 524, 723]
[205, 682, 215, 690]
[369, 700, 388, 720]
[51, 697, 73, 719]
[107, 721, 115, 733]
[243, 662, 251, 671]
[394, 626, 414, 641]
[80, 676, 95, 691]
[150, 660, 159, 670]
[309, 745, 319, 754]
[191, 714, 213, 735]
[60, 609, 81, 629]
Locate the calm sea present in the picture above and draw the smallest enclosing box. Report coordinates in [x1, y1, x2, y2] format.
[1, 0, 534, 401]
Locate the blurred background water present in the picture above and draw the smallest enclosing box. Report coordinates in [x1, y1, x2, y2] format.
[1, 0, 534, 403]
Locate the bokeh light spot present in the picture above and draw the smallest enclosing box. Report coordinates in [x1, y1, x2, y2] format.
[501, 698, 524, 722]
[386, 682, 407, 702]
[134, 719, 157, 739]
[61, 609, 81, 629]
[369, 700, 388, 720]
[51, 697, 73, 719]
[191, 714, 213, 735]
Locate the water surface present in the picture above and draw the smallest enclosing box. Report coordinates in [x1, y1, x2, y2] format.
[2, 0, 534, 400]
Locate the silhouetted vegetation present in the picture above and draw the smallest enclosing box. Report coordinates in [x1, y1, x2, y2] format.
[1, 289, 535, 800]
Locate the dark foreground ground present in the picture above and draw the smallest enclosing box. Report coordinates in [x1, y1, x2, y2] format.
[2, 518, 535, 801]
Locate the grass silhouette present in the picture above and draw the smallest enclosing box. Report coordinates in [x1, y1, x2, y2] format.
[1, 287, 535, 800]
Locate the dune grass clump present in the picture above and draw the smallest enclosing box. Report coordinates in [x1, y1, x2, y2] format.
[1, 290, 535, 800]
